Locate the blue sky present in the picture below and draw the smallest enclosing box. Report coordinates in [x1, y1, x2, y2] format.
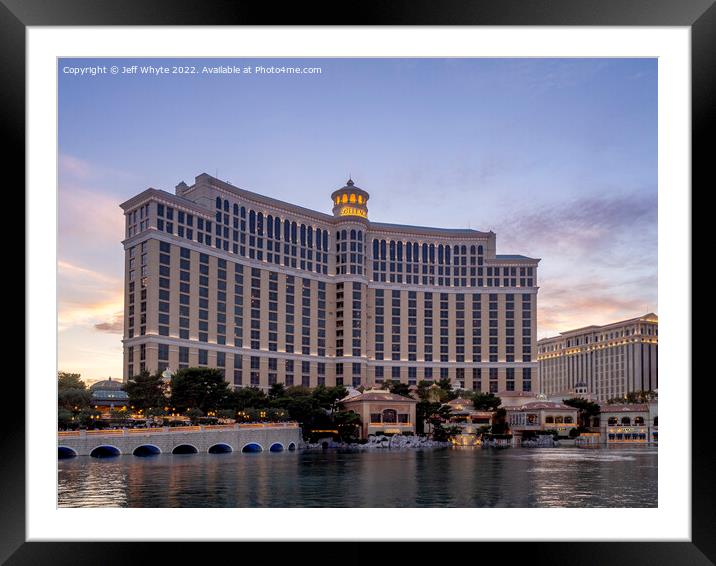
[58, 57, 657, 381]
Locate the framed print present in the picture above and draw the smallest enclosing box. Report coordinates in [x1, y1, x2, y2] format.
[5, 0, 711, 563]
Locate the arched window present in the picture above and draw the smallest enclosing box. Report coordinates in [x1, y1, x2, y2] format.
[357, 230, 362, 241]
[422, 243, 428, 263]
[445, 245, 450, 264]
[316, 228, 322, 250]
[224, 199, 229, 212]
[406, 241, 412, 262]
[382, 409, 397, 423]
[380, 240, 387, 261]
[257, 212, 263, 236]
[438, 244, 444, 263]
[322, 231, 328, 251]
[634, 416, 644, 426]
[429, 244, 435, 263]
[608, 417, 618, 425]
[284, 219, 290, 241]
[216, 196, 222, 209]
[358, 195, 363, 204]
[397, 241, 403, 262]
[478, 245, 483, 255]
[389, 240, 396, 261]
[240, 206, 246, 219]
[275, 217, 281, 240]
[461, 245, 467, 255]
[350, 229, 356, 240]
[413, 243, 419, 260]
[307, 226, 313, 248]
[342, 194, 348, 204]
[350, 193, 356, 203]
[555, 416, 564, 424]
[335, 196, 340, 205]
[267, 215, 273, 238]
[621, 416, 631, 425]
[291, 222, 297, 244]
[249, 210, 256, 234]
[373, 239, 379, 258]
[300, 224, 306, 246]
[565, 416, 573, 424]
[233, 203, 239, 216]
[545, 416, 554, 424]
[470, 245, 476, 255]
[341, 229, 347, 241]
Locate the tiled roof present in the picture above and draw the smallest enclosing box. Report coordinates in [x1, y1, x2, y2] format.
[600, 404, 649, 412]
[341, 390, 417, 403]
[508, 401, 575, 411]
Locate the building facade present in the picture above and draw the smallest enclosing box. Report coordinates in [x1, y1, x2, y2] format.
[537, 314, 658, 403]
[121, 173, 540, 392]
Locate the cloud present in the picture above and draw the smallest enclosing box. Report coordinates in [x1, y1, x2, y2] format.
[94, 312, 124, 333]
[59, 154, 93, 180]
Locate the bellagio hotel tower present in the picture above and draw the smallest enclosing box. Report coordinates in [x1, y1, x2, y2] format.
[121, 174, 540, 393]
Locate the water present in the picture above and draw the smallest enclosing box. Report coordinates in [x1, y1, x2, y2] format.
[58, 446, 657, 508]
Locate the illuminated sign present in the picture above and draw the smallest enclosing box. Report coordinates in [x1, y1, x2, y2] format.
[339, 206, 367, 218]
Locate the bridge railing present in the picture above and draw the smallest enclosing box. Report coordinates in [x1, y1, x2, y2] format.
[58, 422, 300, 438]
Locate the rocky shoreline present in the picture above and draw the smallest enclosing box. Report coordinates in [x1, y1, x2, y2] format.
[304, 435, 450, 451]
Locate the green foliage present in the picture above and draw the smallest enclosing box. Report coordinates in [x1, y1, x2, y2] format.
[563, 397, 601, 428]
[569, 427, 580, 438]
[58, 408, 75, 429]
[233, 387, 269, 410]
[606, 390, 658, 405]
[472, 392, 501, 412]
[333, 410, 362, 442]
[268, 383, 286, 400]
[437, 377, 459, 401]
[388, 382, 412, 398]
[125, 370, 168, 411]
[490, 407, 509, 435]
[170, 367, 234, 413]
[57, 372, 90, 412]
[58, 372, 86, 390]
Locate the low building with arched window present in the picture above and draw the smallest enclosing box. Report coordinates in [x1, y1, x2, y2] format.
[506, 401, 578, 438]
[599, 402, 658, 444]
[339, 389, 417, 438]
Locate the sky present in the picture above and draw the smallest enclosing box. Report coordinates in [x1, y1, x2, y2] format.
[58, 57, 657, 383]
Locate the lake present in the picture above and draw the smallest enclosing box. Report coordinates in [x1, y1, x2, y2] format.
[58, 446, 657, 508]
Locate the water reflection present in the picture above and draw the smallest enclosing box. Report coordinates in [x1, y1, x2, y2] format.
[58, 447, 657, 508]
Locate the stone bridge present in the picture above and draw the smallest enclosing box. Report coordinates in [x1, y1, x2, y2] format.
[58, 423, 303, 457]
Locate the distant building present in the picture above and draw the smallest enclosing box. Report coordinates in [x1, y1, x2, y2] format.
[538, 313, 658, 403]
[89, 378, 129, 414]
[599, 401, 658, 444]
[339, 389, 417, 438]
[506, 400, 578, 438]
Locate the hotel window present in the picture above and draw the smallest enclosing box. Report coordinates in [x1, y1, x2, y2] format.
[374, 366, 384, 383]
[489, 367, 498, 393]
[158, 343, 169, 371]
[302, 361, 310, 387]
[198, 349, 208, 366]
[352, 362, 361, 387]
[234, 355, 243, 386]
[179, 346, 189, 369]
[391, 366, 401, 381]
[523, 367, 532, 392]
[285, 360, 294, 387]
[424, 367, 433, 381]
[472, 368, 482, 391]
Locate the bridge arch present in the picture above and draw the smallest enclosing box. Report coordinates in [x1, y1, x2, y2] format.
[172, 444, 199, 455]
[269, 442, 284, 453]
[208, 443, 233, 454]
[288, 442, 297, 451]
[133, 444, 162, 457]
[58, 446, 77, 459]
[241, 442, 263, 453]
[90, 445, 121, 458]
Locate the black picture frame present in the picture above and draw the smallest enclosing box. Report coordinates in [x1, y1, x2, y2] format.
[5, 1, 709, 563]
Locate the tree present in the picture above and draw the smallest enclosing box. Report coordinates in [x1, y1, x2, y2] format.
[170, 367, 234, 413]
[607, 390, 657, 405]
[491, 408, 509, 435]
[234, 387, 269, 410]
[472, 392, 501, 412]
[58, 372, 86, 390]
[57, 372, 90, 412]
[125, 370, 167, 411]
[563, 397, 601, 429]
[388, 382, 412, 398]
[312, 385, 348, 411]
[437, 377, 459, 401]
[333, 410, 362, 442]
[268, 382, 286, 400]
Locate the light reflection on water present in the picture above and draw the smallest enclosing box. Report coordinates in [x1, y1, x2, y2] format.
[58, 446, 657, 508]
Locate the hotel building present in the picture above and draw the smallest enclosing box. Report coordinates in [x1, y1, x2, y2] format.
[537, 313, 658, 403]
[120, 174, 540, 392]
